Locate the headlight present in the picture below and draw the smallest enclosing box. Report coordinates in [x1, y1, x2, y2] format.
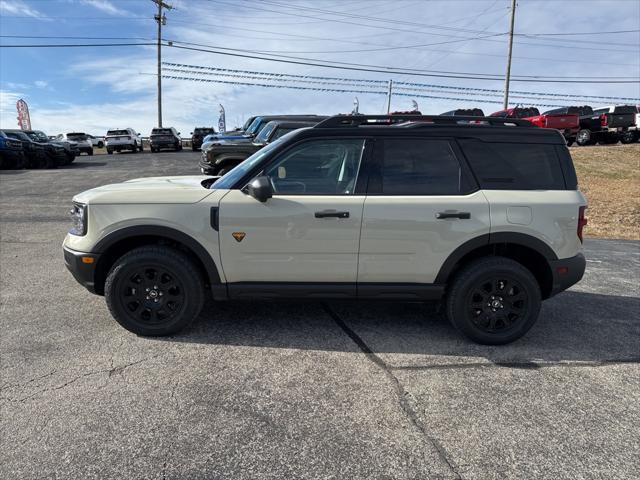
[69, 203, 87, 236]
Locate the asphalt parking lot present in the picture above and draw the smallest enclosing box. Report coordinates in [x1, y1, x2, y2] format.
[1, 151, 639, 480]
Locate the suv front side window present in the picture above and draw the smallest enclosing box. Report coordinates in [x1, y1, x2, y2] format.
[264, 138, 365, 195]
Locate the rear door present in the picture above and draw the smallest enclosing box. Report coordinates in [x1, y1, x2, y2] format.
[358, 137, 490, 288]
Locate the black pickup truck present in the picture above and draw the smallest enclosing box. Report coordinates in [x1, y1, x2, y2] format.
[592, 105, 637, 144]
[199, 120, 319, 176]
[190, 127, 215, 151]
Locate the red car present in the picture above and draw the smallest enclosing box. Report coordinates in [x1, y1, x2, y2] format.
[490, 107, 579, 145]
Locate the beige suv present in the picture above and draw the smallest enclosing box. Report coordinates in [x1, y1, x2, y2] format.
[63, 115, 587, 345]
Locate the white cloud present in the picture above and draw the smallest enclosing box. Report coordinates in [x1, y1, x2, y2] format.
[0, 0, 44, 18]
[78, 0, 128, 16]
[34, 80, 49, 89]
[0, 90, 25, 129]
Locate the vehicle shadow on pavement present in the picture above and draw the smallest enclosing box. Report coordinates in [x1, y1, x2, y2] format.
[162, 291, 640, 366]
[60, 162, 107, 169]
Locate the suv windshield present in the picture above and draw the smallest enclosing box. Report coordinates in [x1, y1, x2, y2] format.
[245, 118, 264, 135]
[107, 130, 128, 136]
[211, 131, 299, 190]
[152, 129, 172, 135]
[27, 131, 49, 142]
[254, 122, 277, 144]
[6, 131, 29, 141]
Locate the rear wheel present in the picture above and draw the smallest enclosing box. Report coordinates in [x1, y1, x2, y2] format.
[131, 142, 138, 153]
[445, 257, 541, 345]
[105, 246, 205, 336]
[621, 131, 637, 144]
[576, 129, 594, 146]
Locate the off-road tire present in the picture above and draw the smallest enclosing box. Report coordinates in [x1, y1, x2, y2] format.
[105, 246, 205, 336]
[445, 256, 541, 345]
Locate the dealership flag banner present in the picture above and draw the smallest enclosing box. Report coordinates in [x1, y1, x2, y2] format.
[16, 99, 31, 130]
[218, 104, 226, 133]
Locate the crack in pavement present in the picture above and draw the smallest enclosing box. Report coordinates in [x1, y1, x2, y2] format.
[10, 356, 160, 403]
[322, 303, 464, 480]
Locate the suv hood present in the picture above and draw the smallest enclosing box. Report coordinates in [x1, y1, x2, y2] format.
[73, 176, 215, 205]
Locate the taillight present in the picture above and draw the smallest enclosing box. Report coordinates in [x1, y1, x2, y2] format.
[599, 114, 607, 127]
[578, 206, 588, 243]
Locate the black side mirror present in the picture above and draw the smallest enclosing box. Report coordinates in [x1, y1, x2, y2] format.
[247, 176, 272, 203]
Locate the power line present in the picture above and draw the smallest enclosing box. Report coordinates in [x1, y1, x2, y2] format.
[161, 63, 640, 102]
[164, 39, 639, 80]
[161, 73, 569, 107]
[1, 41, 637, 84]
[161, 63, 640, 100]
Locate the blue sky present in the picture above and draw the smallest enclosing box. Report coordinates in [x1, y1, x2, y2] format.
[1, 0, 639, 136]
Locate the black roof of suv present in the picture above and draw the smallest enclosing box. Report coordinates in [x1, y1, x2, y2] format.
[211, 114, 577, 193]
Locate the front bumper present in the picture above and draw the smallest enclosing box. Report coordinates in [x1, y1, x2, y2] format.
[548, 253, 586, 297]
[63, 245, 101, 294]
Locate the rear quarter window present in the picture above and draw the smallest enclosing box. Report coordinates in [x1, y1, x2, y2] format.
[458, 140, 566, 190]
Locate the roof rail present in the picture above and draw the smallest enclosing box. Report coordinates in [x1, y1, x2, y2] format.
[314, 114, 534, 128]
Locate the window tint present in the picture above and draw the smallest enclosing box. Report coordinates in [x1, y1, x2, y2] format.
[264, 139, 364, 195]
[381, 139, 463, 195]
[107, 130, 128, 136]
[459, 140, 565, 190]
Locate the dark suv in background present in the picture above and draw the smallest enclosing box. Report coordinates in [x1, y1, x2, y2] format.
[150, 127, 182, 152]
[2, 130, 55, 168]
[0, 130, 25, 169]
[191, 127, 215, 151]
[199, 119, 321, 175]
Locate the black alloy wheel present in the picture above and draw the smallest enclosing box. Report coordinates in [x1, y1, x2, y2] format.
[105, 246, 205, 336]
[446, 257, 541, 344]
[466, 277, 528, 334]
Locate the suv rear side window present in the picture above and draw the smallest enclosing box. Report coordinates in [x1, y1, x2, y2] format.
[459, 140, 565, 190]
[380, 139, 466, 195]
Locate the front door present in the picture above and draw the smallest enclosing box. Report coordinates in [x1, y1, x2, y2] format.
[219, 138, 369, 296]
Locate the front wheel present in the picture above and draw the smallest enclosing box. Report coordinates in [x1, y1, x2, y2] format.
[105, 246, 205, 336]
[107, 148, 113, 155]
[445, 257, 541, 345]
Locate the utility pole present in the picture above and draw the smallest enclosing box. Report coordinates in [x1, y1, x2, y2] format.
[152, 0, 172, 127]
[386, 79, 393, 114]
[503, 0, 517, 109]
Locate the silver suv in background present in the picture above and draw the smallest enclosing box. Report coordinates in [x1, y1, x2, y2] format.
[57, 133, 93, 155]
[105, 128, 143, 154]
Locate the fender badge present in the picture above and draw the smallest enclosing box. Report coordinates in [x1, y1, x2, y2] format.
[232, 232, 246, 242]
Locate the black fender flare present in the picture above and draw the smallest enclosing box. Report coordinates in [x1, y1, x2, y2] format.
[93, 225, 221, 284]
[434, 232, 557, 284]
